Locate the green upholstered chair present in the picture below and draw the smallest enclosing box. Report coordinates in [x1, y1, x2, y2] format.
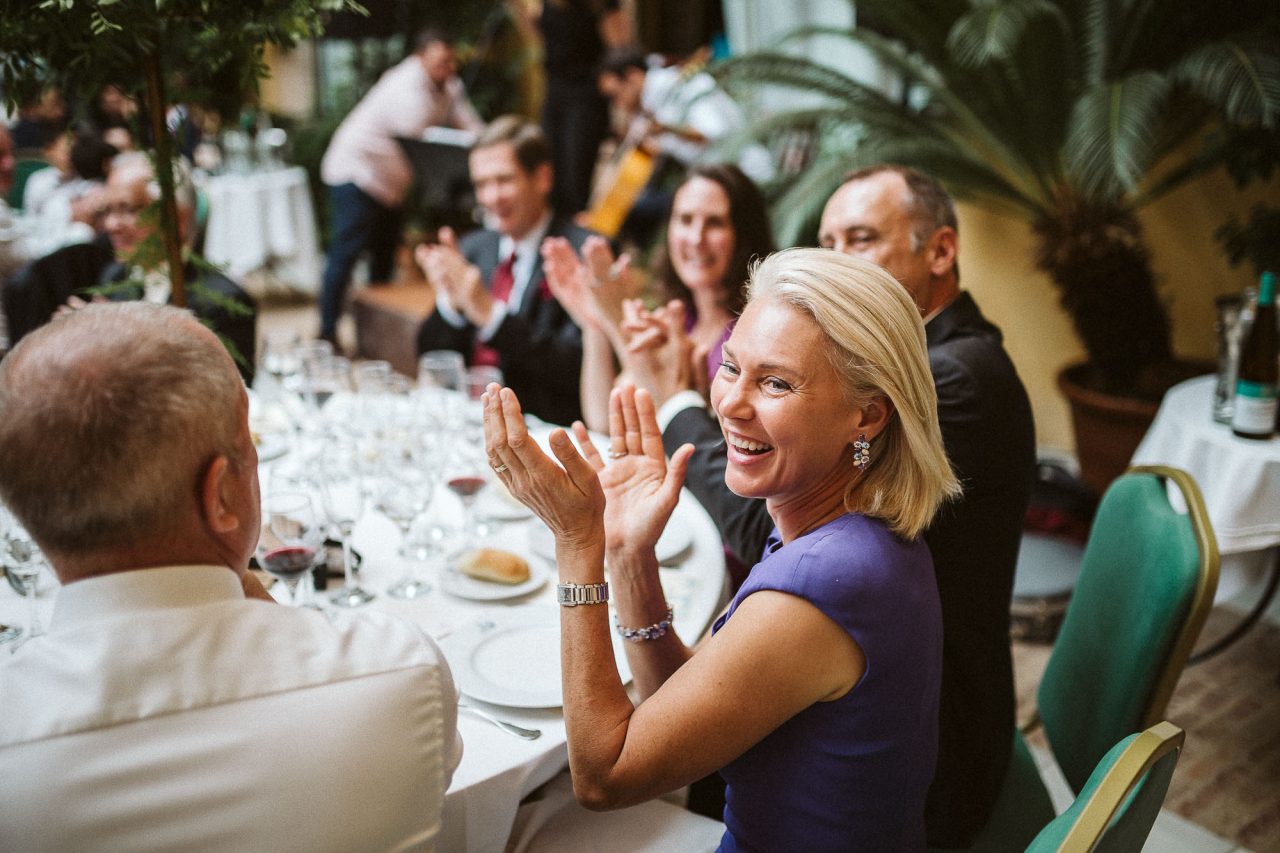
[1026, 721, 1184, 853]
[954, 466, 1217, 851]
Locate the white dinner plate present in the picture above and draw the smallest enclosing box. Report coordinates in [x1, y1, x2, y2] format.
[441, 608, 632, 709]
[441, 555, 549, 601]
[476, 484, 532, 521]
[526, 513, 693, 565]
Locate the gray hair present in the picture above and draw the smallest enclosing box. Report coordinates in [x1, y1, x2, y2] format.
[0, 302, 244, 552]
[747, 247, 960, 539]
[111, 149, 196, 212]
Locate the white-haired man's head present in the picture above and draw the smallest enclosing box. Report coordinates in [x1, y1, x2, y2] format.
[102, 151, 197, 261]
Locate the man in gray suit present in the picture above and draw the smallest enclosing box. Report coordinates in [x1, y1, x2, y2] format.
[416, 115, 592, 426]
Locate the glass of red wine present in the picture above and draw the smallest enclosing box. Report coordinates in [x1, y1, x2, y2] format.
[258, 493, 324, 607]
[445, 442, 491, 553]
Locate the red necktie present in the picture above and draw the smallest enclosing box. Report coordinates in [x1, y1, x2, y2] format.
[473, 251, 516, 367]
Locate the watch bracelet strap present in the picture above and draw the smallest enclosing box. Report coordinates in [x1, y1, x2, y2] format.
[556, 581, 609, 606]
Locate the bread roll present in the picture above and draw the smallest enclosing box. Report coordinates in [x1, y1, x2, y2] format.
[459, 548, 531, 585]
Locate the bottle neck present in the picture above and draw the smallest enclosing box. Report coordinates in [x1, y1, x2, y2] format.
[1259, 272, 1276, 307]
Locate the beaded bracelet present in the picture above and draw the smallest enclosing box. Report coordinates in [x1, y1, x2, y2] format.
[615, 605, 674, 642]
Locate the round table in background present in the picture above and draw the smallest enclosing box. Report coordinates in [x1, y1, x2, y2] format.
[1131, 374, 1280, 657]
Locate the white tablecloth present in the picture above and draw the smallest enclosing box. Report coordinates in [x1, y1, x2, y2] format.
[201, 166, 321, 296]
[0, 423, 727, 853]
[1130, 375, 1280, 599]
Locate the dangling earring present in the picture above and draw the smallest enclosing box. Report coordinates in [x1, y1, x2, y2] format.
[853, 434, 871, 471]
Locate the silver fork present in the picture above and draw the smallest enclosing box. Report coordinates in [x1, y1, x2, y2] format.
[457, 699, 542, 740]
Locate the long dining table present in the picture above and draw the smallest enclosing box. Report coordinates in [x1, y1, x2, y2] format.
[0, 399, 728, 853]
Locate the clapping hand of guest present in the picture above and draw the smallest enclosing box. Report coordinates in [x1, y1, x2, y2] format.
[571, 385, 694, 562]
[482, 383, 606, 554]
[416, 227, 491, 325]
[54, 293, 107, 319]
[620, 299, 700, 407]
[540, 235, 632, 346]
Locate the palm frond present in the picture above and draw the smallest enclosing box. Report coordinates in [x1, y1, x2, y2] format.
[946, 0, 1071, 68]
[1171, 36, 1280, 127]
[769, 153, 857, 247]
[715, 51, 881, 106]
[1065, 71, 1171, 200]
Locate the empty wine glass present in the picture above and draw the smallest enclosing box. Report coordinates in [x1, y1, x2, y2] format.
[1, 507, 45, 649]
[257, 492, 324, 607]
[319, 438, 375, 608]
[418, 350, 466, 434]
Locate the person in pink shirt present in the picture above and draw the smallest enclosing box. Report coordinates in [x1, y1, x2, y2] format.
[318, 28, 484, 345]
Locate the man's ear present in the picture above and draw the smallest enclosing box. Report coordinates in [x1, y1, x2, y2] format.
[533, 162, 554, 199]
[199, 455, 241, 536]
[851, 395, 894, 443]
[927, 226, 958, 279]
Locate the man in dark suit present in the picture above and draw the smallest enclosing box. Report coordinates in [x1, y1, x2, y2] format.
[415, 116, 590, 426]
[632, 165, 1035, 848]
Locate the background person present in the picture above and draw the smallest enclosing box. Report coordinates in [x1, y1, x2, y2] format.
[485, 247, 958, 850]
[415, 115, 592, 426]
[319, 28, 484, 347]
[0, 302, 461, 853]
[542, 163, 774, 434]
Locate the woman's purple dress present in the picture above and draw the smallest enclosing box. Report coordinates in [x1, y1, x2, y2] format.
[712, 513, 943, 852]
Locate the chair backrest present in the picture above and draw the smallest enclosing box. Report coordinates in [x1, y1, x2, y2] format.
[1027, 721, 1184, 853]
[1038, 466, 1217, 793]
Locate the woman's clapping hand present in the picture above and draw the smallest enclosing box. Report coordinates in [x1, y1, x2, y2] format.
[571, 385, 694, 560]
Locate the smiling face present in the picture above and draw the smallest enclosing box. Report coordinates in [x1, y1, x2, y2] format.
[420, 41, 458, 87]
[469, 141, 551, 241]
[818, 171, 951, 316]
[710, 298, 873, 526]
[668, 176, 736, 298]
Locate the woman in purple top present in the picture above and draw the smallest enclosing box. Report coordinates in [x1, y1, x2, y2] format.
[484, 248, 959, 851]
[541, 163, 775, 434]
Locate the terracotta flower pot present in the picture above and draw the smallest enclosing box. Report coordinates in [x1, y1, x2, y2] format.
[1057, 363, 1162, 496]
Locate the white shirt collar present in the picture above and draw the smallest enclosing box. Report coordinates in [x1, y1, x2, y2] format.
[51, 565, 243, 630]
[498, 209, 553, 268]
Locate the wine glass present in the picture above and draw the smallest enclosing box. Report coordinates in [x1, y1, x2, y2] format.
[257, 492, 324, 607]
[465, 365, 503, 426]
[1, 507, 46, 649]
[444, 438, 491, 553]
[418, 350, 466, 434]
[260, 332, 302, 389]
[375, 433, 438, 599]
[318, 439, 375, 608]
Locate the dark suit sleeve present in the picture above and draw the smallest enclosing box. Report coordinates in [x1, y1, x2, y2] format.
[662, 406, 773, 565]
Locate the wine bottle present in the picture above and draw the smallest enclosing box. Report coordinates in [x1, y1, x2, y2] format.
[1232, 271, 1278, 439]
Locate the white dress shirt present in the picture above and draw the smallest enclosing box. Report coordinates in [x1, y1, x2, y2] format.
[321, 56, 485, 208]
[0, 565, 462, 853]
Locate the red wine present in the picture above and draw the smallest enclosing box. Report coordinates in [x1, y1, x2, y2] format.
[447, 476, 487, 498]
[261, 546, 316, 581]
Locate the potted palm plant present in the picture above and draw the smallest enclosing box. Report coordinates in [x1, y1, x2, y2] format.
[715, 0, 1278, 492]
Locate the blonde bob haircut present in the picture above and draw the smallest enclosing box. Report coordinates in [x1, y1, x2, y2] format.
[746, 247, 960, 539]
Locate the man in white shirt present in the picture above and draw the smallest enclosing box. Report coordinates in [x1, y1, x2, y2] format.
[0, 302, 462, 853]
[414, 115, 593, 426]
[319, 28, 485, 345]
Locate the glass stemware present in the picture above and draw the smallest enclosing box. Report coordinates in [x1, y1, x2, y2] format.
[375, 430, 438, 599]
[319, 438, 375, 608]
[257, 492, 324, 607]
[445, 439, 491, 553]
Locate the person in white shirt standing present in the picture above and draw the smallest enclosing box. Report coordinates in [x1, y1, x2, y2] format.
[0, 302, 461, 853]
[319, 28, 485, 347]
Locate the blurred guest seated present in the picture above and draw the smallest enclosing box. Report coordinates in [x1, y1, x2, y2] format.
[0, 125, 96, 282]
[0, 302, 461, 853]
[543, 163, 774, 437]
[593, 46, 774, 246]
[319, 27, 485, 345]
[485, 248, 958, 850]
[416, 115, 591, 426]
[627, 165, 1037, 847]
[22, 125, 114, 239]
[98, 151, 257, 383]
[7, 85, 67, 150]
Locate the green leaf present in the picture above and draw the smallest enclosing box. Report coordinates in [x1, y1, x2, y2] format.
[1171, 37, 1280, 127]
[1065, 72, 1172, 199]
[946, 0, 1071, 67]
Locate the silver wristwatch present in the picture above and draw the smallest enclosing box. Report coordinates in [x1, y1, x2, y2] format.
[556, 582, 610, 607]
